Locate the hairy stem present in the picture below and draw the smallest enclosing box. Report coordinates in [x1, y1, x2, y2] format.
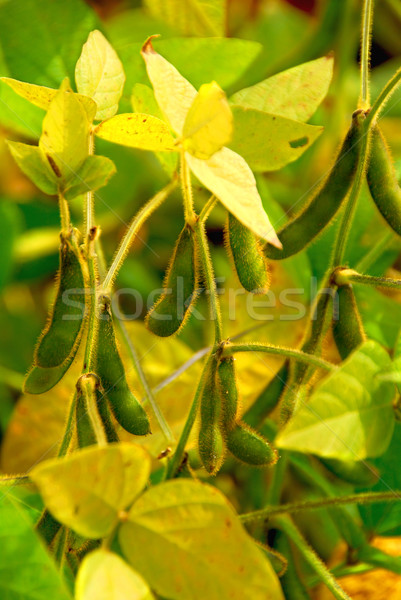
[359, 0, 374, 108]
[335, 268, 401, 290]
[58, 192, 71, 232]
[226, 343, 336, 372]
[102, 179, 177, 292]
[366, 66, 401, 128]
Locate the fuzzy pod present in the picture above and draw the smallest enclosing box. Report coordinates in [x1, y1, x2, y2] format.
[146, 224, 198, 337]
[244, 363, 289, 428]
[198, 360, 225, 475]
[95, 386, 119, 443]
[75, 385, 97, 449]
[226, 422, 277, 467]
[34, 231, 86, 368]
[36, 509, 61, 546]
[95, 296, 150, 436]
[217, 356, 239, 432]
[225, 213, 270, 293]
[333, 284, 366, 359]
[367, 125, 401, 237]
[319, 457, 379, 487]
[265, 110, 366, 260]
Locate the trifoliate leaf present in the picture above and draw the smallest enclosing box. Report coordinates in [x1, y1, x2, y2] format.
[94, 113, 177, 151]
[7, 140, 57, 195]
[64, 154, 116, 200]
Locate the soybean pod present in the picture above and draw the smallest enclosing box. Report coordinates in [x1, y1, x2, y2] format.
[198, 359, 225, 475]
[34, 230, 86, 368]
[75, 382, 97, 449]
[225, 213, 270, 293]
[332, 284, 366, 359]
[367, 125, 401, 237]
[94, 295, 150, 436]
[146, 224, 198, 337]
[24, 338, 82, 394]
[265, 110, 366, 260]
[217, 356, 239, 432]
[226, 422, 277, 467]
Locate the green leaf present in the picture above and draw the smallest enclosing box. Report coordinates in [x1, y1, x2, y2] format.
[30, 443, 151, 539]
[276, 341, 396, 460]
[186, 147, 281, 246]
[6, 140, 58, 195]
[119, 479, 284, 600]
[95, 113, 177, 152]
[143, 0, 225, 36]
[75, 30, 125, 121]
[39, 79, 90, 185]
[0, 202, 22, 291]
[1, 77, 97, 121]
[76, 549, 155, 600]
[230, 55, 334, 123]
[183, 81, 233, 159]
[64, 155, 116, 200]
[229, 105, 323, 172]
[0, 495, 71, 600]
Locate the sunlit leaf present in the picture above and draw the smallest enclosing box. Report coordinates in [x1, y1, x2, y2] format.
[1, 77, 97, 121]
[39, 79, 90, 184]
[276, 341, 396, 460]
[186, 147, 281, 246]
[0, 496, 71, 600]
[143, 0, 225, 36]
[30, 443, 151, 538]
[183, 81, 232, 159]
[229, 105, 323, 171]
[119, 480, 284, 600]
[76, 549, 155, 600]
[230, 55, 334, 123]
[6, 140, 57, 195]
[95, 113, 177, 152]
[75, 30, 125, 121]
[64, 154, 116, 200]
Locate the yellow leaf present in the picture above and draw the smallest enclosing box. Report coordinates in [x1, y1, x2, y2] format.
[183, 81, 232, 159]
[95, 113, 177, 152]
[30, 443, 151, 539]
[39, 79, 90, 183]
[75, 30, 125, 122]
[141, 37, 197, 135]
[1, 77, 97, 121]
[186, 147, 281, 247]
[76, 550, 155, 600]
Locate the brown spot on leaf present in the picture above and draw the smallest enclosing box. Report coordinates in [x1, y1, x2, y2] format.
[46, 154, 62, 178]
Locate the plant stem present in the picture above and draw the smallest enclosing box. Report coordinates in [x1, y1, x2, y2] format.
[58, 192, 71, 232]
[240, 490, 401, 523]
[181, 150, 196, 224]
[272, 516, 352, 600]
[365, 66, 401, 128]
[198, 195, 217, 223]
[57, 392, 77, 458]
[195, 219, 223, 343]
[226, 343, 336, 372]
[165, 351, 214, 479]
[82, 236, 98, 374]
[335, 268, 401, 290]
[102, 179, 177, 292]
[116, 318, 175, 446]
[359, 0, 374, 109]
[85, 130, 95, 236]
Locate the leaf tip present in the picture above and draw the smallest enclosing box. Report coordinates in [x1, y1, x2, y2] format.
[141, 35, 161, 56]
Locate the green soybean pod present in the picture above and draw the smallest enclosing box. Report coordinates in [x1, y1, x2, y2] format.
[95, 387, 119, 443]
[332, 284, 366, 359]
[198, 360, 225, 475]
[265, 110, 366, 260]
[217, 356, 239, 432]
[225, 213, 270, 293]
[367, 126, 401, 236]
[75, 384, 97, 449]
[146, 224, 198, 337]
[95, 296, 150, 436]
[226, 422, 277, 467]
[244, 363, 289, 428]
[34, 231, 86, 368]
[319, 457, 379, 487]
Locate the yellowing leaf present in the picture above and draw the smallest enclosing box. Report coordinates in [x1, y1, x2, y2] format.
[143, 0, 225, 36]
[1, 77, 97, 121]
[186, 147, 281, 246]
[30, 443, 151, 539]
[230, 55, 334, 123]
[76, 550, 155, 600]
[7, 140, 58, 195]
[229, 105, 323, 172]
[119, 479, 284, 600]
[75, 30, 125, 122]
[39, 79, 90, 183]
[183, 81, 232, 159]
[141, 38, 197, 135]
[95, 113, 177, 152]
